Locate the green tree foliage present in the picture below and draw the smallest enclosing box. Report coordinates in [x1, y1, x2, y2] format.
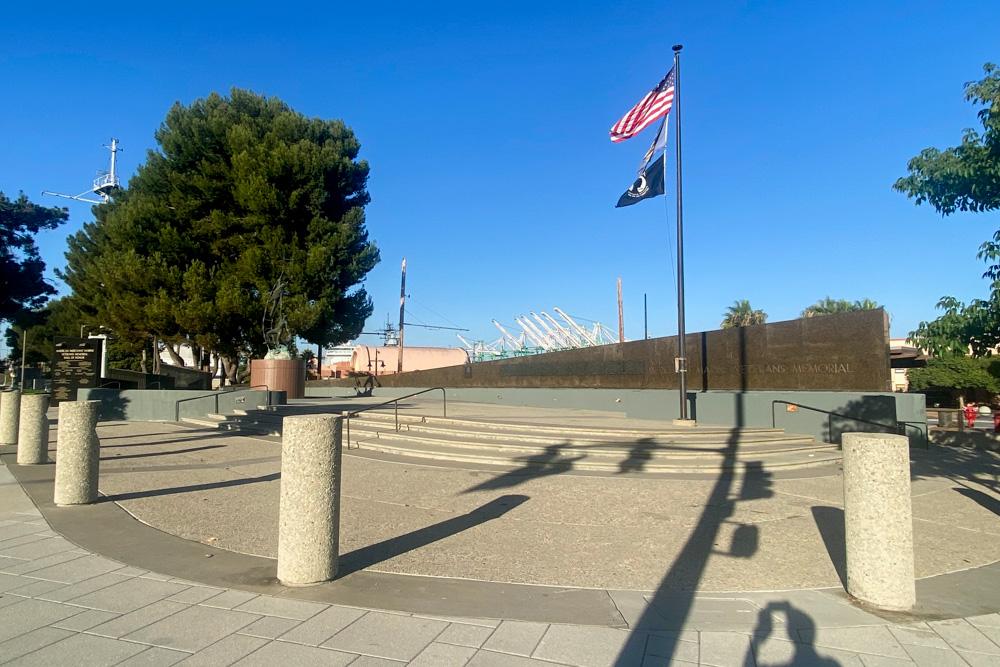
[0, 193, 68, 323]
[3, 298, 82, 365]
[897, 64, 1000, 357]
[908, 295, 999, 357]
[720, 300, 767, 329]
[907, 355, 1000, 402]
[60, 89, 379, 376]
[800, 297, 881, 318]
[4, 297, 142, 370]
[894, 63, 999, 214]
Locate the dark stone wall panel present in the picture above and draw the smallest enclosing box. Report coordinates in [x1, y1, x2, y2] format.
[329, 310, 890, 392]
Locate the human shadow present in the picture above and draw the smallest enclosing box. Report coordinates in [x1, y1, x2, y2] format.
[462, 443, 585, 493]
[99, 444, 226, 462]
[337, 494, 529, 577]
[102, 472, 280, 502]
[745, 601, 840, 666]
[811, 506, 847, 589]
[954, 486, 1000, 517]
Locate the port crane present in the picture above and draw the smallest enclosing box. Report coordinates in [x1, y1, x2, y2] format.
[43, 138, 122, 204]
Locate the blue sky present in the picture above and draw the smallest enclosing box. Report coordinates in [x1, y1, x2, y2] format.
[2, 1, 998, 350]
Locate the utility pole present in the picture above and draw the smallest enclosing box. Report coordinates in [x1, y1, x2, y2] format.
[617, 277, 625, 343]
[397, 258, 406, 373]
[20, 329, 27, 388]
[644, 293, 648, 340]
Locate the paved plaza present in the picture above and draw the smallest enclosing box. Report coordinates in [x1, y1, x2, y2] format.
[0, 401, 998, 664]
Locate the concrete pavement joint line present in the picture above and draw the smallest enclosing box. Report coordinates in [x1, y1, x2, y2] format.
[912, 515, 1000, 537]
[909, 485, 960, 499]
[771, 488, 844, 504]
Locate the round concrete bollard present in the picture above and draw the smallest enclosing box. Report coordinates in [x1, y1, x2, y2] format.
[0, 390, 21, 446]
[17, 393, 50, 465]
[842, 432, 916, 611]
[54, 400, 101, 506]
[277, 413, 344, 585]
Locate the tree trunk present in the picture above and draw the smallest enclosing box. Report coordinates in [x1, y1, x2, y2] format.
[316, 344, 322, 377]
[152, 338, 162, 375]
[163, 343, 186, 367]
[140, 346, 148, 375]
[221, 356, 238, 385]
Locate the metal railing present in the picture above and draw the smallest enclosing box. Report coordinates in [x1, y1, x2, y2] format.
[343, 387, 447, 449]
[770, 400, 928, 448]
[174, 385, 271, 422]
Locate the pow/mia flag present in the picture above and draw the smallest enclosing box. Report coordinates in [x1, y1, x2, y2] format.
[615, 155, 665, 208]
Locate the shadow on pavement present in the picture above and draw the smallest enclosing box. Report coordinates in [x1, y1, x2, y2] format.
[338, 494, 529, 577]
[99, 432, 237, 449]
[461, 444, 584, 493]
[618, 437, 657, 474]
[103, 472, 280, 502]
[811, 506, 848, 589]
[614, 328, 775, 664]
[99, 431, 194, 441]
[746, 601, 840, 666]
[954, 485, 1000, 517]
[100, 444, 227, 461]
[911, 446, 1000, 492]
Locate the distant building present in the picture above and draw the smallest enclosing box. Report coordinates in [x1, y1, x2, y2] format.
[889, 337, 928, 392]
[350, 345, 469, 376]
[321, 343, 356, 378]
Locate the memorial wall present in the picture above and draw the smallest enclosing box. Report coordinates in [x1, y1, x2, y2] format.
[361, 309, 891, 392]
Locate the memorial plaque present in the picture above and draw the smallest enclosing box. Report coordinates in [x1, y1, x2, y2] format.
[52, 337, 103, 403]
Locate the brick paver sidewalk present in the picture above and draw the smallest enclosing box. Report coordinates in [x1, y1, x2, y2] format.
[1, 464, 1000, 665]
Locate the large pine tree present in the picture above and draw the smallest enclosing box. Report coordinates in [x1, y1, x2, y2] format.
[61, 89, 379, 379]
[0, 192, 68, 324]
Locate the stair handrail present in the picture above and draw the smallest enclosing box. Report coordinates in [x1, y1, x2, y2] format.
[770, 400, 927, 448]
[343, 387, 447, 449]
[174, 385, 272, 421]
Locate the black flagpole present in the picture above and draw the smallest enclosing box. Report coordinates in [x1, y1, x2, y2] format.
[672, 44, 691, 423]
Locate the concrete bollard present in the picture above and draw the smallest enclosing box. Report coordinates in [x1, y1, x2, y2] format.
[0, 390, 21, 445]
[54, 401, 101, 506]
[842, 432, 916, 610]
[17, 393, 50, 465]
[277, 413, 344, 585]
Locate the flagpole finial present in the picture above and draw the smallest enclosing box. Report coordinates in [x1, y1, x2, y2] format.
[672, 44, 683, 52]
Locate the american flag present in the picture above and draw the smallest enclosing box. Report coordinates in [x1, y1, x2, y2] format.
[609, 68, 675, 143]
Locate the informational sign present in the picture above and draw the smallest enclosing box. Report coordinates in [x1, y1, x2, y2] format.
[51, 337, 103, 403]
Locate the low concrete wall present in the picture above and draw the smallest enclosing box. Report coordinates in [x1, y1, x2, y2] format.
[78, 388, 286, 422]
[307, 385, 926, 446]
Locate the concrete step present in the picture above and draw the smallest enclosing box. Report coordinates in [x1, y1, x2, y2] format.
[346, 435, 840, 473]
[179, 416, 227, 428]
[350, 417, 816, 447]
[352, 410, 790, 439]
[216, 420, 280, 436]
[181, 406, 839, 474]
[344, 422, 828, 459]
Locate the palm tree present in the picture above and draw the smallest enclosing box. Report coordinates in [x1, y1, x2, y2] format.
[720, 300, 768, 329]
[801, 297, 881, 318]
